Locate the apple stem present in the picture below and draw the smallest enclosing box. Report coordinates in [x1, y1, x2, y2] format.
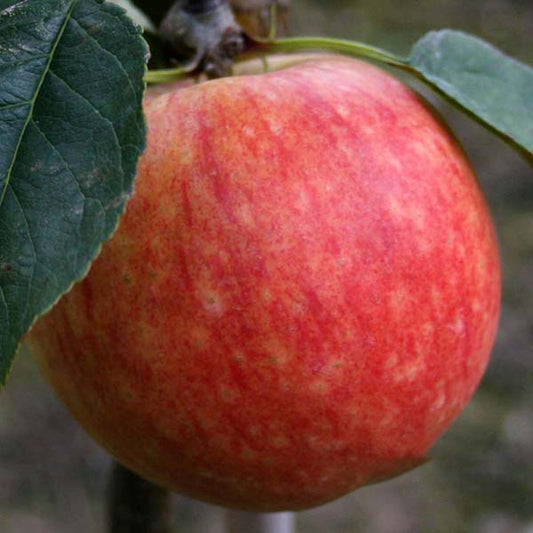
[225, 510, 296, 533]
[107, 461, 173, 533]
[252, 36, 407, 67]
[145, 35, 410, 84]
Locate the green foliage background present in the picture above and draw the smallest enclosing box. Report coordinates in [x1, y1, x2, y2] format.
[1, 1, 532, 532]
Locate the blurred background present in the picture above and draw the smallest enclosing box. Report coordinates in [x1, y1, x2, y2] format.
[1, 1, 532, 532]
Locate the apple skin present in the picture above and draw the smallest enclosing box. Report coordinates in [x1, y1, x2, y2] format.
[28, 57, 501, 511]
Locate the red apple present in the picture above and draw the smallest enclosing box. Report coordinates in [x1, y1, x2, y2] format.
[28, 57, 501, 511]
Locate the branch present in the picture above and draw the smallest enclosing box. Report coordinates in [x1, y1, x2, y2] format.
[108, 461, 173, 533]
[159, 0, 245, 77]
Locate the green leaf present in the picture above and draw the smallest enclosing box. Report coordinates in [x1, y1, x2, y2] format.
[0, 0, 147, 386]
[408, 30, 533, 159]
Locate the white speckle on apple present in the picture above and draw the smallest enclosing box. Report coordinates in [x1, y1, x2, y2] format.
[202, 291, 225, 315]
[336, 104, 350, 118]
[243, 125, 256, 137]
[446, 316, 465, 336]
[237, 203, 255, 226]
[394, 352, 425, 382]
[262, 289, 272, 302]
[233, 351, 245, 363]
[432, 391, 446, 411]
[267, 119, 283, 136]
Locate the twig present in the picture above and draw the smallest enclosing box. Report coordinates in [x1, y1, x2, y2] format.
[108, 461, 173, 533]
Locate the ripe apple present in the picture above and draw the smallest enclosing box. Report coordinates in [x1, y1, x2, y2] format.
[28, 57, 501, 511]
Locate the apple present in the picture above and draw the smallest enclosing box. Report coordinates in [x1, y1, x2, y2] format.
[28, 57, 501, 511]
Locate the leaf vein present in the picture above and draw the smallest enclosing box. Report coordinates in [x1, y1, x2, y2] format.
[69, 13, 143, 191]
[0, 52, 49, 68]
[31, 118, 105, 273]
[70, 13, 138, 105]
[47, 68, 124, 185]
[0, 0, 79, 210]
[0, 100, 32, 111]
